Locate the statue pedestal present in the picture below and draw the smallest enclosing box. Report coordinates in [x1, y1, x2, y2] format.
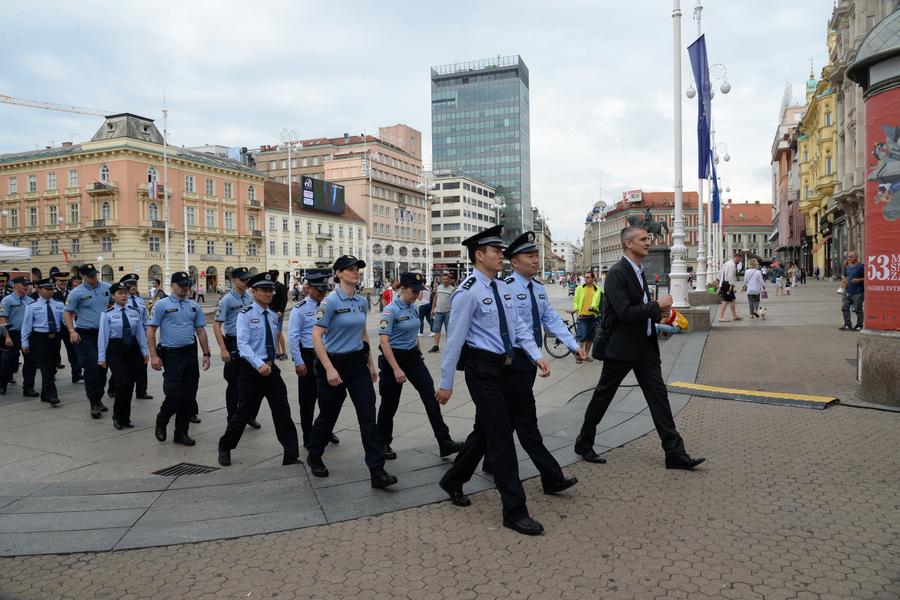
[643, 247, 671, 287]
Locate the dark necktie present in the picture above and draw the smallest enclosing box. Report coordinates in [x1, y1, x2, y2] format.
[527, 282, 542, 345]
[490, 281, 513, 358]
[262, 310, 276, 362]
[131, 296, 138, 310]
[121, 307, 133, 345]
[46, 301, 57, 334]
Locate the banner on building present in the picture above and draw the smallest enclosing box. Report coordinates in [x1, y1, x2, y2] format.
[864, 86, 900, 330]
[624, 190, 642, 203]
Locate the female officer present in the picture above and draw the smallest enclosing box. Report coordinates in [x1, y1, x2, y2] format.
[376, 272, 463, 460]
[98, 282, 149, 429]
[305, 255, 397, 489]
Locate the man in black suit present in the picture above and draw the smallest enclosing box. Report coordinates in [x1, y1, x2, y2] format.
[574, 226, 705, 471]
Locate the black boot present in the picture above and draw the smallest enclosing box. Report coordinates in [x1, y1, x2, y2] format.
[370, 467, 398, 489]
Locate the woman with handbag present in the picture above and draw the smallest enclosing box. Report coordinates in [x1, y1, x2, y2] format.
[744, 259, 765, 319]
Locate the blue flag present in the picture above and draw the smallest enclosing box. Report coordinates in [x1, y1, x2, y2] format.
[688, 35, 712, 180]
[710, 156, 721, 224]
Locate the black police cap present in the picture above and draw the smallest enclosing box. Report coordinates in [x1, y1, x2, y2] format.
[36, 277, 55, 289]
[504, 231, 538, 259]
[110, 282, 128, 294]
[305, 269, 331, 286]
[11, 276, 32, 285]
[79, 263, 98, 276]
[333, 255, 366, 271]
[120, 273, 140, 284]
[461, 224, 506, 250]
[170, 271, 192, 286]
[399, 272, 426, 291]
[230, 267, 251, 280]
[248, 271, 276, 289]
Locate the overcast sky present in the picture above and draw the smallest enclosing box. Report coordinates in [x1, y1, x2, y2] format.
[0, 0, 833, 242]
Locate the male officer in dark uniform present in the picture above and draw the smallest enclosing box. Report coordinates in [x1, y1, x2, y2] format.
[53, 273, 82, 382]
[0, 276, 37, 397]
[218, 272, 301, 467]
[436, 225, 551, 536]
[63, 264, 111, 418]
[20, 278, 64, 405]
[213, 267, 259, 427]
[120, 273, 153, 400]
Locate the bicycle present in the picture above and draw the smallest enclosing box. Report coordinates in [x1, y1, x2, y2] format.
[544, 310, 578, 359]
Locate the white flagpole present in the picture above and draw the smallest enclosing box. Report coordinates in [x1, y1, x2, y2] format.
[162, 93, 171, 293]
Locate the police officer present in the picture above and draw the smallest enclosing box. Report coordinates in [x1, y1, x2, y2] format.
[217, 272, 302, 467]
[436, 225, 551, 536]
[20, 278, 64, 406]
[120, 273, 153, 400]
[98, 283, 150, 429]
[306, 255, 398, 489]
[63, 264, 111, 418]
[213, 267, 259, 427]
[287, 270, 339, 447]
[53, 273, 82, 382]
[147, 271, 212, 446]
[376, 272, 463, 460]
[0, 276, 37, 397]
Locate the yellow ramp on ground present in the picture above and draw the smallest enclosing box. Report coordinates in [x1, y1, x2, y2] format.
[668, 381, 838, 410]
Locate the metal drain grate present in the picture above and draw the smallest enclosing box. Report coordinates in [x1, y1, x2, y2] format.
[153, 463, 219, 476]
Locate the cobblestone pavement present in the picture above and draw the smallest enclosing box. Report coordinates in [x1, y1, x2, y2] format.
[1, 396, 898, 599]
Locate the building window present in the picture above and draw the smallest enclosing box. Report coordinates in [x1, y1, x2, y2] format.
[328, 245, 334, 258]
[825, 111, 832, 126]
[148, 236, 160, 252]
[317, 223, 322, 234]
[69, 203, 78, 224]
[148, 202, 159, 221]
[306, 243, 312, 257]
[803, 150, 808, 162]
[8, 177, 17, 194]
[205, 178, 214, 196]
[269, 160, 276, 170]
[280, 160, 287, 169]
[101, 236, 112, 252]
[207, 240, 215, 255]
[339, 225, 344, 238]
[48, 205, 58, 225]
[248, 215, 257, 231]
[282, 241, 289, 255]
[294, 219, 301, 233]
[31, 240, 39, 255]
[224, 182, 233, 199]
[295, 242, 301, 255]
[317, 245, 323, 258]
[9, 209, 18, 229]
[47, 172, 57, 191]
[248, 243, 257, 257]
[282, 218, 289, 232]
[224, 211, 234, 230]
[248, 185, 256, 202]
[99, 165, 110, 183]
[187, 239, 195, 254]
[269, 240, 276, 255]
[225, 241, 234, 256]
[205, 208, 216, 228]
[28, 175, 37, 193]
[268, 216, 276, 230]
[186, 206, 196, 226]
[68, 169, 78, 188]
[185, 175, 195, 193]
[306, 221, 312, 234]
[826, 156, 833, 175]
[49, 239, 58, 255]
[147, 166, 158, 183]
[101, 201, 111, 220]
[72, 238, 80, 254]
[28, 207, 38, 227]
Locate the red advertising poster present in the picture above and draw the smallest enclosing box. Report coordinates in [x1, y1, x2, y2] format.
[864, 86, 900, 331]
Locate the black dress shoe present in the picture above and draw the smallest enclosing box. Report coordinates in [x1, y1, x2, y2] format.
[136, 394, 154, 400]
[307, 456, 328, 477]
[56, 364, 65, 369]
[482, 461, 493, 475]
[0, 383, 6, 395]
[72, 374, 84, 383]
[90, 404, 102, 419]
[543, 476, 579, 495]
[98, 402, 109, 412]
[247, 419, 261, 429]
[665, 454, 705, 470]
[438, 439, 465, 457]
[379, 443, 397, 460]
[329, 433, 340, 445]
[49, 398, 60, 407]
[503, 516, 544, 536]
[154, 421, 166, 442]
[122, 420, 134, 428]
[23, 388, 39, 398]
[575, 434, 607, 463]
[173, 434, 196, 446]
[218, 448, 231, 467]
[113, 418, 124, 430]
[370, 467, 398, 489]
[439, 480, 471, 507]
[282, 456, 304, 466]
[190, 415, 201, 424]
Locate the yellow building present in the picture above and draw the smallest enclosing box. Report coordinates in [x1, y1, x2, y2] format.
[797, 58, 837, 276]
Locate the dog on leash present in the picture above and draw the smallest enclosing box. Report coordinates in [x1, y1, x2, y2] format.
[757, 306, 768, 319]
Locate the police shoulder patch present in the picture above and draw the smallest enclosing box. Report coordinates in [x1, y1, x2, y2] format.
[296, 299, 307, 308]
[240, 306, 254, 313]
[461, 277, 477, 290]
[315, 305, 326, 320]
[379, 318, 388, 330]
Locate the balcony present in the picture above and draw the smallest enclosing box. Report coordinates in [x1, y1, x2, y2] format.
[148, 220, 166, 229]
[138, 182, 165, 198]
[315, 232, 333, 241]
[248, 200, 261, 208]
[250, 229, 263, 238]
[64, 187, 81, 197]
[86, 181, 118, 195]
[90, 218, 117, 229]
[43, 189, 60, 199]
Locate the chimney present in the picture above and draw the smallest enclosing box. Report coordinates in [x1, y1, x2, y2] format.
[755, 200, 760, 204]
[727, 198, 732, 204]
[343, 133, 349, 143]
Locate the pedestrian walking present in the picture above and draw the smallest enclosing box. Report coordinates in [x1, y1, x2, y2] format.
[305, 255, 398, 489]
[147, 271, 212, 446]
[20, 278, 64, 406]
[415, 283, 433, 336]
[814, 266, 820, 281]
[437, 225, 551, 536]
[217, 272, 302, 467]
[147, 279, 166, 310]
[573, 271, 601, 362]
[840, 251, 865, 331]
[288, 272, 340, 448]
[428, 271, 455, 353]
[743, 259, 765, 318]
[98, 283, 149, 429]
[52, 273, 82, 382]
[212, 267, 260, 427]
[63, 264, 110, 417]
[718, 253, 742, 321]
[376, 272, 463, 460]
[575, 226, 705, 471]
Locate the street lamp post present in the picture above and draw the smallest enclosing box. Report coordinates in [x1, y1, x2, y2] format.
[670, 0, 690, 308]
[492, 195, 506, 226]
[281, 128, 299, 289]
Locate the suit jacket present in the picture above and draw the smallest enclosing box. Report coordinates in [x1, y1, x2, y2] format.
[596, 256, 662, 363]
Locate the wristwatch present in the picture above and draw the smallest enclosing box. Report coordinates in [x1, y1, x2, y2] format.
[202, 352, 211, 357]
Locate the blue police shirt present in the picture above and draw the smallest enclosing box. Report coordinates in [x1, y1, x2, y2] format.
[64, 281, 111, 330]
[379, 297, 420, 350]
[20, 298, 64, 349]
[149, 294, 205, 348]
[506, 272, 579, 353]
[127, 293, 149, 328]
[98, 305, 150, 362]
[215, 289, 251, 336]
[439, 268, 543, 390]
[314, 288, 369, 354]
[0, 292, 34, 331]
[287, 297, 320, 366]
[237, 302, 281, 369]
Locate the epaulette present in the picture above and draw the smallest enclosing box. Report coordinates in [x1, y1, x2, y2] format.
[104, 306, 115, 312]
[504, 276, 515, 284]
[240, 305, 254, 313]
[461, 276, 477, 290]
[295, 299, 307, 308]
[532, 277, 541, 285]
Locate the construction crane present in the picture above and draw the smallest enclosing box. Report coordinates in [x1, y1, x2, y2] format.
[0, 93, 109, 117]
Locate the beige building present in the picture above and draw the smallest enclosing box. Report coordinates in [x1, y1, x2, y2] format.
[0, 113, 267, 292]
[429, 170, 497, 278]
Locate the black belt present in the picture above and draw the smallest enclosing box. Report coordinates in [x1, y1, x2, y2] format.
[76, 327, 98, 334]
[463, 345, 512, 366]
[30, 331, 58, 340]
[158, 343, 197, 354]
[108, 338, 136, 346]
[327, 349, 366, 360]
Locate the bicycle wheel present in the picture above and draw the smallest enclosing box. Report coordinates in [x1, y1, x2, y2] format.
[544, 331, 571, 359]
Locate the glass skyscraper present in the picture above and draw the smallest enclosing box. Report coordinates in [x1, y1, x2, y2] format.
[431, 55, 531, 241]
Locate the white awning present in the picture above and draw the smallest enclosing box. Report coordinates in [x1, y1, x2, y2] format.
[0, 244, 31, 261]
